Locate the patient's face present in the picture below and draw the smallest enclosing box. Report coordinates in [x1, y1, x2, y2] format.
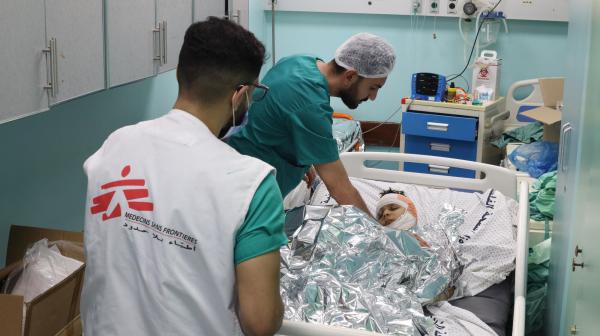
[377, 204, 407, 226]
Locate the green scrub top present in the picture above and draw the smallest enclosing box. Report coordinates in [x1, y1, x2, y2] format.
[234, 173, 288, 265]
[228, 55, 339, 197]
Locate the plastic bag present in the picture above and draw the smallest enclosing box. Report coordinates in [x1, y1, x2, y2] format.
[6, 239, 83, 302]
[509, 141, 559, 178]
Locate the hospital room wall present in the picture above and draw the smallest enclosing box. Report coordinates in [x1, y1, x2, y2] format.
[249, 4, 569, 122]
[0, 71, 179, 267]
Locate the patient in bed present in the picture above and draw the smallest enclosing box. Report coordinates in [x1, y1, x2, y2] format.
[375, 189, 430, 248]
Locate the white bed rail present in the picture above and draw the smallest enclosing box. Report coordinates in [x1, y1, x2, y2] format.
[279, 321, 379, 336]
[340, 152, 517, 198]
[512, 181, 529, 336]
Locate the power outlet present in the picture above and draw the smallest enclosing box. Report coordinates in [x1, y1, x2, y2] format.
[412, 0, 422, 14]
[447, 0, 458, 14]
[429, 0, 439, 13]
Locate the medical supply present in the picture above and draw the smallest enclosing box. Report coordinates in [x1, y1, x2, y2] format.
[280, 205, 461, 334]
[508, 141, 559, 178]
[472, 50, 501, 102]
[447, 82, 457, 101]
[411, 72, 446, 101]
[334, 33, 396, 78]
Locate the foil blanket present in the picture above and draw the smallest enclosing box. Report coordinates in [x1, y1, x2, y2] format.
[280, 205, 466, 335]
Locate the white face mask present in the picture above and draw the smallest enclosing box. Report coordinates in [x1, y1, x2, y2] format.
[387, 213, 416, 231]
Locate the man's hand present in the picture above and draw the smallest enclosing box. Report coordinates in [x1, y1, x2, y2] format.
[315, 160, 372, 217]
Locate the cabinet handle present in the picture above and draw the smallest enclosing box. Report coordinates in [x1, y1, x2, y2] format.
[429, 164, 450, 174]
[559, 123, 572, 173]
[427, 122, 449, 132]
[430, 143, 451, 152]
[231, 9, 241, 24]
[42, 38, 58, 98]
[153, 25, 161, 61]
[162, 21, 167, 65]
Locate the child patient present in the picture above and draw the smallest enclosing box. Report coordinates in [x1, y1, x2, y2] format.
[375, 188, 429, 248]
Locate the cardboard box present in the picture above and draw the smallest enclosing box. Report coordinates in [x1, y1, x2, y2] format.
[55, 315, 82, 336]
[0, 225, 84, 336]
[520, 78, 564, 143]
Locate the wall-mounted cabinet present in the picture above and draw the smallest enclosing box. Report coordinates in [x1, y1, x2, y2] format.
[0, 0, 105, 124]
[107, 0, 193, 87]
[194, 0, 227, 22]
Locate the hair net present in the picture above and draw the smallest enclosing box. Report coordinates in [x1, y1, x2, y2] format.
[334, 33, 396, 78]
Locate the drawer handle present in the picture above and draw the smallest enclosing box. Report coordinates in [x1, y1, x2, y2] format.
[430, 143, 451, 152]
[429, 164, 450, 174]
[427, 122, 449, 132]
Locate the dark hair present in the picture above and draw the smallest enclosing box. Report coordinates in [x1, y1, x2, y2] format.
[329, 59, 348, 75]
[379, 188, 405, 197]
[177, 17, 266, 104]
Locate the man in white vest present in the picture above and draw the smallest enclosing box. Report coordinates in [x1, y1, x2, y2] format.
[81, 17, 286, 336]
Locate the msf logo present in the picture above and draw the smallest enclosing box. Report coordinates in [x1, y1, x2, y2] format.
[90, 165, 154, 221]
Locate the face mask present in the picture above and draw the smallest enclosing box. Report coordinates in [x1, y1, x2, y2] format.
[387, 213, 416, 231]
[220, 91, 251, 139]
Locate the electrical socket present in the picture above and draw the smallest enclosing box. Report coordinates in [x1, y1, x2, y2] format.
[429, 0, 439, 13]
[412, 0, 422, 14]
[447, 0, 458, 14]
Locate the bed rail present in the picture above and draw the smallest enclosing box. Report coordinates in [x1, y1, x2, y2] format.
[340, 152, 517, 198]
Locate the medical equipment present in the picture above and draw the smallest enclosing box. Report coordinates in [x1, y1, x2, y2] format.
[277, 152, 529, 336]
[411, 73, 446, 102]
[265, 0, 568, 22]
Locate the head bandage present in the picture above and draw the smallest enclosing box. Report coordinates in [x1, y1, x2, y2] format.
[375, 193, 418, 219]
[334, 33, 396, 78]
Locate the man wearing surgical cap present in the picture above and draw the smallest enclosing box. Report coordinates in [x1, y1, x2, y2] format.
[228, 33, 396, 216]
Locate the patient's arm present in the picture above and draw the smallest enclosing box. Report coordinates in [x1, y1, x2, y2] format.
[315, 159, 372, 217]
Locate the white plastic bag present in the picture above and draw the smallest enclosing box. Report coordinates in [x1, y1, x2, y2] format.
[9, 238, 83, 303]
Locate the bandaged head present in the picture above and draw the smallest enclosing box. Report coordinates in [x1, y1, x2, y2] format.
[375, 193, 418, 231]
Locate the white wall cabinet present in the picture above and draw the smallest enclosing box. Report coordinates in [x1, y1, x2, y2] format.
[0, 0, 49, 124]
[108, 0, 193, 86]
[45, 0, 105, 105]
[194, 0, 227, 22]
[0, 0, 105, 124]
[106, 0, 157, 87]
[157, 0, 193, 73]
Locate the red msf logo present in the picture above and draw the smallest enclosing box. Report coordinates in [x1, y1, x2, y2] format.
[90, 165, 154, 221]
[479, 67, 489, 78]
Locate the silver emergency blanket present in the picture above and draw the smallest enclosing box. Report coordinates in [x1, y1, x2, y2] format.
[332, 119, 364, 153]
[280, 205, 465, 335]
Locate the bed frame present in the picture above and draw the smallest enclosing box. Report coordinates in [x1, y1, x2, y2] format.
[278, 152, 529, 336]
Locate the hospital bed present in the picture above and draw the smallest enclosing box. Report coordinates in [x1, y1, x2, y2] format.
[279, 152, 529, 336]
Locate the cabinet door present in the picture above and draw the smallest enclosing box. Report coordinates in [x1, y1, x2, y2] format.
[107, 0, 157, 87]
[0, 0, 48, 124]
[194, 0, 226, 22]
[45, 0, 105, 104]
[157, 0, 193, 73]
[231, 0, 249, 28]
